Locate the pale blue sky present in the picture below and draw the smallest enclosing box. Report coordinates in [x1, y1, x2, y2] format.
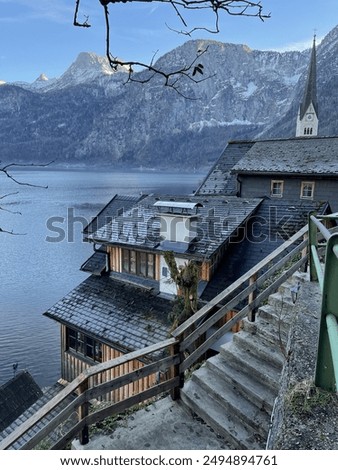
[0, 0, 337, 83]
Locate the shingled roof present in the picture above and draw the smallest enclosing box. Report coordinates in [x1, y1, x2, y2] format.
[202, 197, 327, 301]
[44, 275, 172, 356]
[195, 141, 254, 196]
[0, 371, 42, 433]
[80, 251, 107, 275]
[83, 194, 146, 238]
[299, 36, 318, 120]
[0, 382, 76, 450]
[232, 137, 338, 176]
[89, 194, 263, 260]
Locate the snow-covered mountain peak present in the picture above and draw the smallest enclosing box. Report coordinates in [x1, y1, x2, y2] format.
[56, 51, 129, 89]
[71, 52, 114, 75]
[35, 73, 49, 82]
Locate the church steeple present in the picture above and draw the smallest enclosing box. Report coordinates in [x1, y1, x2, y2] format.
[296, 35, 318, 137]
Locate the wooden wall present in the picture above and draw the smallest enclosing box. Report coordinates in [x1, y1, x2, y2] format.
[108, 246, 122, 273]
[201, 261, 211, 282]
[60, 325, 160, 402]
[217, 310, 242, 333]
[108, 246, 161, 281]
[240, 175, 338, 213]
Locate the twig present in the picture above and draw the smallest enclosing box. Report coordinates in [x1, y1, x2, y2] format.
[0, 161, 54, 188]
[73, 0, 270, 93]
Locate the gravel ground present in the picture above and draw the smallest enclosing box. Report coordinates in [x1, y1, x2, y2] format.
[269, 277, 338, 450]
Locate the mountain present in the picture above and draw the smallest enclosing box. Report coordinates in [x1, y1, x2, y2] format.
[1, 26, 338, 170]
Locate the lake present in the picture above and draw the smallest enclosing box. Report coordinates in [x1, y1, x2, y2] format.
[0, 169, 204, 388]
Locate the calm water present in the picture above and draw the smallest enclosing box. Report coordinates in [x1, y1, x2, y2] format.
[0, 170, 203, 387]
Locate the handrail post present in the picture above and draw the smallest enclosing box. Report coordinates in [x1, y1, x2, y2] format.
[308, 213, 318, 282]
[78, 378, 89, 445]
[315, 233, 338, 392]
[170, 337, 184, 401]
[248, 273, 258, 322]
[301, 230, 309, 272]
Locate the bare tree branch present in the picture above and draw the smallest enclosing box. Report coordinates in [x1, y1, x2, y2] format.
[0, 226, 26, 235]
[0, 161, 54, 188]
[0, 161, 54, 235]
[74, 0, 91, 27]
[74, 0, 270, 92]
[0, 191, 19, 201]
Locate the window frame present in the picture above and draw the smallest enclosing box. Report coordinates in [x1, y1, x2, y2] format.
[300, 181, 315, 200]
[121, 249, 156, 279]
[270, 180, 284, 198]
[66, 328, 102, 363]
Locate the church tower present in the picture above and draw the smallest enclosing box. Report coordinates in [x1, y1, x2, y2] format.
[296, 36, 318, 137]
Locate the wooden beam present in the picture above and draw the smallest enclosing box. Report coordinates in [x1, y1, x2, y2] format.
[78, 379, 89, 445]
[86, 377, 180, 426]
[20, 394, 84, 450]
[86, 355, 180, 400]
[248, 273, 258, 322]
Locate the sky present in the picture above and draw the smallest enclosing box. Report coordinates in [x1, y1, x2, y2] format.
[0, 0, 337, 83]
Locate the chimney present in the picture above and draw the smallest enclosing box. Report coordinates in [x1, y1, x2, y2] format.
[154, 201, 202, 250]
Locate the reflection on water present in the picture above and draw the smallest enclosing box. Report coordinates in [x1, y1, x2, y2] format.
[0, 170, 203, 387]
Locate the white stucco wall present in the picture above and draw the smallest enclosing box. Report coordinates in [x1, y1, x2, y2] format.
[159, 254, 188, 295]
[160, 214, 198, 243]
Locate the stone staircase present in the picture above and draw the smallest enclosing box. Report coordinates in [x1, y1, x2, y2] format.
[180, 273, 306, 450]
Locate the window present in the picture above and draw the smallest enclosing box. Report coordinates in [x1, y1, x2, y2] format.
[271, 180, 284, 198]
[301, 181, 315, 199]
[162, 266, 168, 277]
[121, 249, 156, 279]
[67, 328, 102, 362]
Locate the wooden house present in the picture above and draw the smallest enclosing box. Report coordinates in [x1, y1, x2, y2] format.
[45, 194, 262, 396]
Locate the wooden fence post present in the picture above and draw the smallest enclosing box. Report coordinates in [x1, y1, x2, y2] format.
[170, 339, 183, 401]
[301, 231, 309, 272]
[308, 213, 319, 282]
[248, 273, 258, 322]
[78, 378, 89, 445]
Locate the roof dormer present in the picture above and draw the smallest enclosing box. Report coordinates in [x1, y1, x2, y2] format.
[154, 200, 202, 252]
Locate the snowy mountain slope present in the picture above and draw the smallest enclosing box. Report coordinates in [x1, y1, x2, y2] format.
[1, 26, 338, 169]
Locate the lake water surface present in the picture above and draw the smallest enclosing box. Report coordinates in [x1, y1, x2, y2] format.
[0, 170, 203, 387]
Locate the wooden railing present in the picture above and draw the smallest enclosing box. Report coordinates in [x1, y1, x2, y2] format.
[308, 213, 338, 393]
[171, 225, 308, 376]
[0, 225, 309, 450]
[0, 339, 179, 450]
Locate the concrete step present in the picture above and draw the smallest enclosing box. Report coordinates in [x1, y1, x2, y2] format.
[257, 304, 294, 334]
[191, 365, 271, 438]
[277, 279, 302, 299]
[232, 329, 285, 370]
[181, 379, 266, 450]
[268, 292, 295, 312]
[277, 280, 294, 296]
[206, 355, 276, 414]
[291, 271, 309, 283]
[242, 317, 288, 350]
[219, 341, 281, 393]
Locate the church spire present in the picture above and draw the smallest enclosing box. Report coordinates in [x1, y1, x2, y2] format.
[296, 35, 319, 137]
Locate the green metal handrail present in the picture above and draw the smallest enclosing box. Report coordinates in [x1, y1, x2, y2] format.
[308, 213, 338, 393]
